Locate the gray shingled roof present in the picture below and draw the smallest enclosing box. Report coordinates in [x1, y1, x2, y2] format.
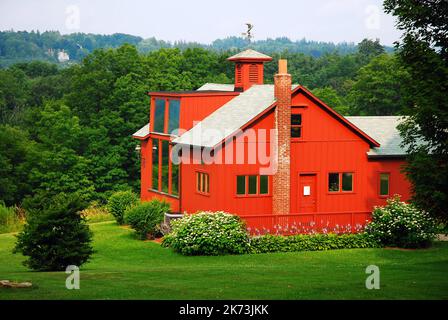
[173, 84, 298, 148]
[227, 49, 272, 60]
[345, 116, 406, 156]
[132, 123, 150, 138]
[197, 83, 235, 92]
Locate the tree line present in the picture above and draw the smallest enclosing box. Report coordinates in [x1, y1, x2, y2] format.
[0, 30, 395, 67]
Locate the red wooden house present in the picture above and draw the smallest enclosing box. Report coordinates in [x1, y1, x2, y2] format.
[133, 49, 411, 233]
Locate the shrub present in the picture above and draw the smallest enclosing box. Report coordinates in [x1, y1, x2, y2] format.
[107, 190, 138, 225]
[13, 194, 94, 271]
[162, 211, 250, 255]
[249, 233, 380, 254]
[124, 199, 170, 239]
[365, 195, 437, 248]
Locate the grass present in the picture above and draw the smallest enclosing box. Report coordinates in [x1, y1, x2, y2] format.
[0, 221, 447, 300]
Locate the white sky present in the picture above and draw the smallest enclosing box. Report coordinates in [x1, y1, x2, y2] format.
[0, 0, 402, 45]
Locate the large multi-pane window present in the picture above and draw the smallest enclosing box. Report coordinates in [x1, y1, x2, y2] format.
[236, 175, 269, 196]
[168, 99, 180, 135]
[328, 172, 354, 192]
[151, 138, 179, 197]
[153, 99, 166, 133]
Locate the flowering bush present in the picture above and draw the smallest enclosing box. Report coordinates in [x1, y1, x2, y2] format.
[365, 195, 437, 248]
[162, 211, 250, 255]
[250, 233, 380, 254]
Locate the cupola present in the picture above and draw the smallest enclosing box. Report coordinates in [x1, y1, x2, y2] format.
[227, 49, 272, 92]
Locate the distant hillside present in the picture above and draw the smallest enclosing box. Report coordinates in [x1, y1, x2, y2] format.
[0, 30, 393, 67]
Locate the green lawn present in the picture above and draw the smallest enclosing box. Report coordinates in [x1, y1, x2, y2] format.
[1, 221, 447, 300]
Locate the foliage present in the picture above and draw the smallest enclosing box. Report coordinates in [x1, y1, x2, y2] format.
[107, 190, 138, 225]
[0, 202, 25, 234]
[80, 202, 113, 223]
[162, 212, 250, 255]
[250, 233, 380, 254]
[124, 199, 170, 239]
[384, 0, 448, 222]
[312, 87, 349, 115]
[13, 194, 93, 271]
[348, 54, 410, 115]
[365, 195, 437, 248]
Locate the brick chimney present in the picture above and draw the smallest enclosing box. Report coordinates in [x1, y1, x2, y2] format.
[273, 59, 291, 215]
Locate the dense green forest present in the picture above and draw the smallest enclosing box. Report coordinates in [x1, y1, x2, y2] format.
[0, 37, 410, 209]
[0, 30, 394, 67]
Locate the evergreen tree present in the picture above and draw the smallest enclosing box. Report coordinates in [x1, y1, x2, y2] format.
[14, 194, 94, 271]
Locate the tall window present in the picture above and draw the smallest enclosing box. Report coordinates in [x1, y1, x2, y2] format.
[379, 173, 390, 196]
[161, 140, 169, 193]
[153, 99, 166, 133]
[196, 172, 209, 194]
[328, 172, 353, 192]
[151, 138, 159, 190]
[151, 138, 179, 197]
[168, 99, 180, 135]
[291, 114, 302, 138]
[236, 175, 269, 196]
[171, 148, 179, 196]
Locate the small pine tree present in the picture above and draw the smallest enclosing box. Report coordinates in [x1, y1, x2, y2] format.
[13, 193, 94, 271]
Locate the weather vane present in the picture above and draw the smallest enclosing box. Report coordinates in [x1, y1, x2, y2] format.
[242, 23, 254, 42]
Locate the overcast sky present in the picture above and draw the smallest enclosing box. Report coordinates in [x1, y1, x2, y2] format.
[0, 0, 402, 45]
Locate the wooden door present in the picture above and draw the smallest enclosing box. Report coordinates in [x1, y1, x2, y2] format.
[298, 174, 317, 213]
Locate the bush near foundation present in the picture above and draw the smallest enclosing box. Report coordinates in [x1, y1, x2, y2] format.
[249, 233, 380, 254]
[365, 195, 437, 248]
[162, 212, 250, 255]
[125, 199, 170, 240]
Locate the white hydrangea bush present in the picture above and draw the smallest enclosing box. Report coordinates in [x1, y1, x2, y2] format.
[365, 195, 437, 248]
[162, 211, 250, 255]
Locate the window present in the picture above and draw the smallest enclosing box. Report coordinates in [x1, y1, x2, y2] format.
[259, 175, 269, 194]
[196, 172, 209, 194]
[168, 99, 180, 135]
[161, 140, 169, 193]
[328, 172, 354, 193]
[153, 99, 166, 133]
[236, 175, 269, 196]
[291, 114, 302, 138]
[342, 173, 353, 192]
[151, 138, 159, 190]
[328, 173, 339, 192]
[151, 138, 179, 197]
[171, 148, 179, 196]
[237, 175, 246, 195]
[379, 173, 390, 196]
[248, 175, 258, 195]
